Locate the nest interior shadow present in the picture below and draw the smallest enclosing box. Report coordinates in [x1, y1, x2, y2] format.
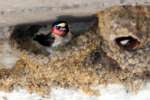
[10, 15, 98, 55]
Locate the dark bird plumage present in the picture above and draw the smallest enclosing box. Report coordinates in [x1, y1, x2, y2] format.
[33, 33, 55, 47]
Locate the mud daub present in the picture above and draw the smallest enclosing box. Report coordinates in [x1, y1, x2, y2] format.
[0, 16, 148, 96]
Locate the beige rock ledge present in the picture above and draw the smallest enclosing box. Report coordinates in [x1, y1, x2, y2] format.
[0, 0, 149, 27]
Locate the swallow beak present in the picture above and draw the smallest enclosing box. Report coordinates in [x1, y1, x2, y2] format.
[60, 27, 66, 31]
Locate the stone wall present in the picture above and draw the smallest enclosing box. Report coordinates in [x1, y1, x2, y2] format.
[0, 0, 149, 27]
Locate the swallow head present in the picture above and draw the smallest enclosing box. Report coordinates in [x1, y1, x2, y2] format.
[51, 21, 69, 37]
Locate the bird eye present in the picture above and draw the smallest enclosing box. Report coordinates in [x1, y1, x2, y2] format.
[55, 26, 61, 29]
[115, 36, 140, 51]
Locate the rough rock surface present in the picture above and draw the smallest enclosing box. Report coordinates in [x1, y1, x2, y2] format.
[0, 0, 149, 26]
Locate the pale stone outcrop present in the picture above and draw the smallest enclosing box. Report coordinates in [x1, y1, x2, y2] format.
[0, 0, 149, 26]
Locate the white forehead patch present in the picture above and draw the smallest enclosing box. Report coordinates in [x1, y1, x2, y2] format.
[56, 23, 66, 27]
[120, 39, 129, 45]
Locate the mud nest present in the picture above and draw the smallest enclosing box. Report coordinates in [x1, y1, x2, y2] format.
[0, 5, 149, 96]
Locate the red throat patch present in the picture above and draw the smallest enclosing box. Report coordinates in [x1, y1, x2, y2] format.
[51, 27, 66, 37]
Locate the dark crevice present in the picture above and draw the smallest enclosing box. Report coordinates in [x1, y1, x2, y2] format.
[115, 36, 140, 51]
